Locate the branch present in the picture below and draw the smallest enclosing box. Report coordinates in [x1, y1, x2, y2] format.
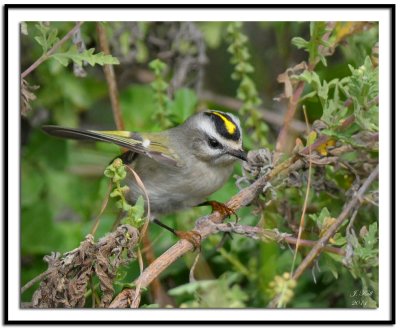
[21, 22, 84, 79]
[292, 165, 379, 280]
[214, 224, 345, 256]
[275, 81, 306, 153]
[96, 23, 124, 131]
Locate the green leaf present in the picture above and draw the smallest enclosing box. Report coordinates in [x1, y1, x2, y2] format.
[199, 22, 225, 48]
[318, 80, 329, 103]
[110, 188, 122, 198]
[292, 37, 309, 50]
[362, 222, 377, 247]
[34, 23, 59, 54]
[52, 53, 69, 67]
[51, 47, 120, 68]
[347, 56, 378, 132]
[168, 280, 215, 296]
[298, 70, 321, 88]
[149, 58, 167, 73]
[309, 207, 331, 231]
[132, 195, 145, 220]
[34, 36, 47, 51]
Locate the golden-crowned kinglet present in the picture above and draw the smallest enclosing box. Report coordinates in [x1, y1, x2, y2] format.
[43, 110, 247, 239]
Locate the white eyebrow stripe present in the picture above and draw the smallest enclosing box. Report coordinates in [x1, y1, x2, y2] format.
[198, 120, 222, 140]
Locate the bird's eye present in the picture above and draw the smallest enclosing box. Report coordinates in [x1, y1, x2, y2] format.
[208, 138, 222, 149]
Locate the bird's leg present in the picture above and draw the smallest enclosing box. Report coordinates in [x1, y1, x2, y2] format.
[152, 219, 202, 251]
[197, 200, 238, 223]
[197, 200, 238, 248]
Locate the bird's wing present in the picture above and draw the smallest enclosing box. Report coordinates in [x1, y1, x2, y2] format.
[42, 125, 181, 167]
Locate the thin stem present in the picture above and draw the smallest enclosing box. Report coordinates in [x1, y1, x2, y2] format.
[21, 269, 51, 294]
[90, 181, 112, 236]
[275, 81, 306, 153]
[21, 21, 84, 79]
[290, 107, 312, 276]
[219, 248, 252, 278]
[96, 23, 124, 131]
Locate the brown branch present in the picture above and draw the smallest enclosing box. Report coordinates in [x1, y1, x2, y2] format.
[292, 165, 379, 280]
[96, 23, 124, 131]
[21, 22, 84, 79]
[214, 224, 345, 256]
[275, 81, 306, 153]
[142, 232, 174, 307]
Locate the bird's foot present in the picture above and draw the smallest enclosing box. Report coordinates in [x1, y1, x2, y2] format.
[199, 200, 238, 223]
[175, 230, 202, 251]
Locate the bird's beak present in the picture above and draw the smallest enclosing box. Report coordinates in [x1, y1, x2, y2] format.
[228, 149, 248, 162]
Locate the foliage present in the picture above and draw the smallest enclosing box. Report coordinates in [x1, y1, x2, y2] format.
[21, 21, 379, 309]
[33, 22, 119, 69]
[104, 159, 145, 228]
[148, 59, 172, 128]
[226, 22, 269, 148]
[292, 22, 331, 67]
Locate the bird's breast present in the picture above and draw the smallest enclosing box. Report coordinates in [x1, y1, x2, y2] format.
[123, 156, 234, 215]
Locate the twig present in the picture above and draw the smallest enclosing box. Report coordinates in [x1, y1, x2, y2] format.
[142, 232, 174, 306]
[90, 181, 112, 236]
[21, 269, 52, 294]
[292, 165, 379, 280]
[96, 23, 124, 131]
[214, 224, 345, 256]
[275, 81, 306, 153]
[290, 107, 312, 276]
[21, 22, 84, 79]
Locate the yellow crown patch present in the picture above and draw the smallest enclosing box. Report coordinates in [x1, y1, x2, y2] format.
[211, 111, 236, 135]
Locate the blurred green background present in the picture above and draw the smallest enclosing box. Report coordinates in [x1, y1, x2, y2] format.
[21, 21, 379, 308]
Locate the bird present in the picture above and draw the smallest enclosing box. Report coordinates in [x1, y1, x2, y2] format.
[42, 110, 247, 247]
